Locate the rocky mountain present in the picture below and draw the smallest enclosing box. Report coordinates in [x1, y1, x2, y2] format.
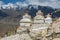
[0, 5, 60, 36]
[0, 5, 60, 23]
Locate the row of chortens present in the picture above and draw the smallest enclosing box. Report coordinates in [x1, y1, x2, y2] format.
[0, 10, 60, 40]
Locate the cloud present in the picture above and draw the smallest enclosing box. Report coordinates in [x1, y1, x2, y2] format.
[15, 2, 28, 9]
[0, 1, 4, 7]
[0, 0, 60, 9]
[0, 1, 4, 9]
[25, 0, 60, 8]
[16, 2, 28, 7]
[0, 1, 4, 5]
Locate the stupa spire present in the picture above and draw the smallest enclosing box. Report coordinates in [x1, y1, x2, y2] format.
[34, 10, 44, 20]
[46, 13, 51, 17]
[36, 10, 43, 16]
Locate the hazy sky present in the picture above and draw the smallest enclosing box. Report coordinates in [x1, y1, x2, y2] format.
[0, 0, 60, 8]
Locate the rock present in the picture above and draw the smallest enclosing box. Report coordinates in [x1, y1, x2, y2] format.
[20, 33, 32, 40]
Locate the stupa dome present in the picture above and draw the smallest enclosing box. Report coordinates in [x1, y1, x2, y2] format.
[20, 13, 31, 23]
[23, 13, 31, 19]
[34, 10, 44, 20]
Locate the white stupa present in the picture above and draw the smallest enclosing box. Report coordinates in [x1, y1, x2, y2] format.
[20, 13, 32, 28]
[34, 10, 44, 23]
[31, 10, 45, 30]
[17, 13, 32, 34]
[45, 14, 52, 25]
[30, 10, 47, 37]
